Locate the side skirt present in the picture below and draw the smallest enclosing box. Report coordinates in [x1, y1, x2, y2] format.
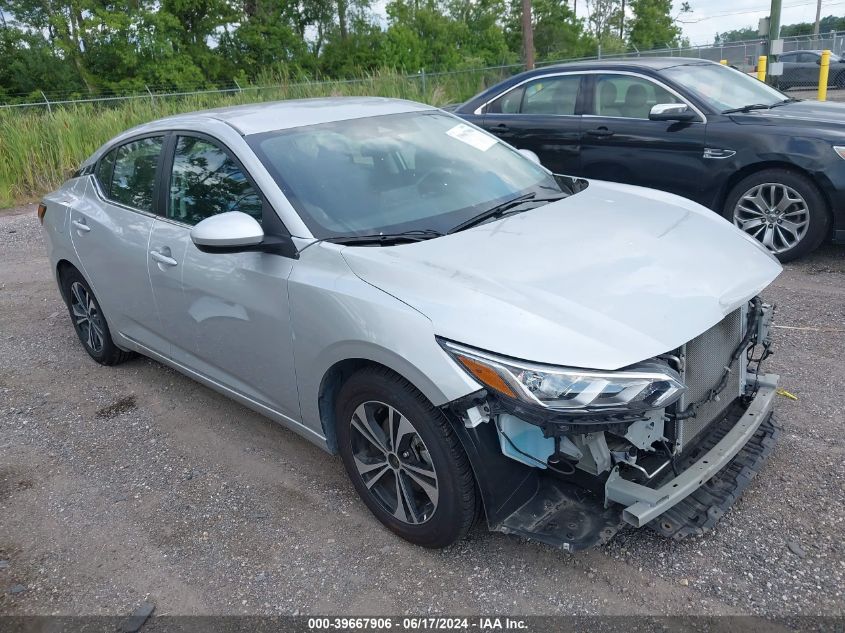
[114, 332, 332, 452]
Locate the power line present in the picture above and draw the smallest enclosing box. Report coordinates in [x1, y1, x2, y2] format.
[679, 0, 845, 24]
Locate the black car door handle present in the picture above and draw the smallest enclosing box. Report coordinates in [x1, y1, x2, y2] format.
[585, 127, 614, 138]
[493, 123, 510, 132]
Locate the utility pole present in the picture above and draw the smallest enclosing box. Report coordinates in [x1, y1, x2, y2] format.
[522, 0, 535, 70]
[814, 0, 822, 36]
[768, 0, 782, 66]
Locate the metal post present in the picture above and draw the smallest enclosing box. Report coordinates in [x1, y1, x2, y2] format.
[421, 68, 426, 96]
[234, 79, 243, 93]
[145, 85, 154, 105]
[819, 49, 831, 101]
[757, 55, 768, 81]
[40, 91, 52, 115]
[814, 0, 822, 36]
[619, 0, 625, 38]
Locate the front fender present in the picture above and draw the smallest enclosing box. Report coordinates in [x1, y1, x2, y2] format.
[289, 244, 481, 444]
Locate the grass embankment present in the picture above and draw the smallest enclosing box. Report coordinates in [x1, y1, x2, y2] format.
[0, 69, 503, 208]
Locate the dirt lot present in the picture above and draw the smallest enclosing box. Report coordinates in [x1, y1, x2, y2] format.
[1, 204, 843, 620]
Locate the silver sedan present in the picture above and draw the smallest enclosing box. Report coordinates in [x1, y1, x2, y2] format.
[40, 98, 782, 550]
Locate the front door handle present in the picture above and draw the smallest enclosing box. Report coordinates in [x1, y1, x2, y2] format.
[494, 123, 510, 133]
[71, 219, 91, 233]
[585, 127, 614, 138]
[150, 250, 178, 267]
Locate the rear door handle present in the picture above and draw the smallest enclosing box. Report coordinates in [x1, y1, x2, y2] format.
[150, 250, 178, 267]
[585, 127, 614, 138]
[71, 219, 91, 233]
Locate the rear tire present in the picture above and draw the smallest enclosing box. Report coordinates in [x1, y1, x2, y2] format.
[723, 168, 830, 262]
[335, 366, 478, 548]
[60, 267, 135, 366]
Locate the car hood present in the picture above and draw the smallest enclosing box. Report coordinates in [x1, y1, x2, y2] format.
[340, 180, 782, 370]
[731, 99, 845, 126]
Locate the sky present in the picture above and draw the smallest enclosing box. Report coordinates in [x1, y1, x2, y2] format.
[672, 0, 837, 45]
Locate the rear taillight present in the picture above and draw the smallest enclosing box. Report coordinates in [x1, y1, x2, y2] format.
[37, 203, 47, 224]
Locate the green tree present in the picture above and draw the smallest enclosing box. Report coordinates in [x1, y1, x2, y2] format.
[713, 27, 758, 45]
[628, 0, 680, 50]
[0, 26, 84, 100]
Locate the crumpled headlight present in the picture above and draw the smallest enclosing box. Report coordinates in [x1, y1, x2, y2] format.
[440, 339, 685, 413]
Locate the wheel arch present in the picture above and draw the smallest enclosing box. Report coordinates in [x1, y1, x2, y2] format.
[715, 161, 833, 224]
[317, 356, 463, 454]
[55, 259, 81, 302]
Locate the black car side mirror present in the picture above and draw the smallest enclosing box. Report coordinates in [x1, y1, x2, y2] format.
[649, 103, 697, 122]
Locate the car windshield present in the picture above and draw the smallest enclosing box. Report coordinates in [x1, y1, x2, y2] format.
[247, 111, 567, 239]
[659, 62, 787, 112]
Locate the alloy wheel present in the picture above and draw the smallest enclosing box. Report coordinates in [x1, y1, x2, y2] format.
[69, 281, 105, 354]
[733, 183, 810, 254]
[349, 400, 439, 525]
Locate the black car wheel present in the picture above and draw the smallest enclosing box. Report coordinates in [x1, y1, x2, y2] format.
[723, 169, 831, 262]
[61, 267, 135, 365]
[336, 366, 479, 548]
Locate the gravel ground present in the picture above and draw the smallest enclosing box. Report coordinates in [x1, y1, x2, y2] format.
[0, 204, 843, 620]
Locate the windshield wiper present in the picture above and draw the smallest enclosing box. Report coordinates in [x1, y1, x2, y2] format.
[325, 229, 445, 246]
[771, 97, 800, 107]
[722, 103, 774, 114]
[448, 192, 567, 234]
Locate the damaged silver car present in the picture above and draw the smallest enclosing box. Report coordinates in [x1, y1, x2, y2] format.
[39, 98, 782, 550]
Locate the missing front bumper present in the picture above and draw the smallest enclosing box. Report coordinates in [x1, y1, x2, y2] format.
[605, 374, 779, 528]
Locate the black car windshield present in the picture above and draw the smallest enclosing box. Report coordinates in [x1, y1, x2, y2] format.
[660, 62, 788, 112]
[247, 111, 567, 239]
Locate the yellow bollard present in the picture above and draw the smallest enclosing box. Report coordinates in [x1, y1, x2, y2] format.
[819, 49, 831, 101]
[757, 55, 767, 82]
[720, 59, 728, 65]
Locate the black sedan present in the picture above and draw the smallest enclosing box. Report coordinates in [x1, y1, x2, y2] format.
[452, 58, 845, 261]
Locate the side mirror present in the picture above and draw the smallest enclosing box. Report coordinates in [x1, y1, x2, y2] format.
[191, 211, 265, 253]
[649, 103, 697, 122]
[816, 58, 822, 65]
[518, 148, 542, 165]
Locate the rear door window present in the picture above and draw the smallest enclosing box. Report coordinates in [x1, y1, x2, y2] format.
[487, 75, 581, 115]
[109, 137, 164, 212]
[94, 149, 117, 197]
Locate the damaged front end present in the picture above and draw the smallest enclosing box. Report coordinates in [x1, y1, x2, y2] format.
[440, 297, 779, 551]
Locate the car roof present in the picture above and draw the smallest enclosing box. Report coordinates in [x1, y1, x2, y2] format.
[144, 97, 437, 136]
[534, 56, 714, 72]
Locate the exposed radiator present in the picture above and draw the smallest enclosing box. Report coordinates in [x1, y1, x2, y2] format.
[675, 307, 746, 452]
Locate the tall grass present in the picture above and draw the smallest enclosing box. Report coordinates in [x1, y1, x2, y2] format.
[0, 69, 505, 208]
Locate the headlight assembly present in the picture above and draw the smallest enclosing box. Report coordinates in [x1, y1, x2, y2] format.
[439, 339, 685, 414]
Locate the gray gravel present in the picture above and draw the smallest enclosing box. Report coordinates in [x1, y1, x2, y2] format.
[1, 205, 843, 617]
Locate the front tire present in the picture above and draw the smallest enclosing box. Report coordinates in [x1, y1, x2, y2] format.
[60, 267, 134, 365]
[336, 366, 479, 548]
[723, 168, 830, 262]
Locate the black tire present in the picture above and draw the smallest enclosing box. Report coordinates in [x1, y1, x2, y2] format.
[335, 366, 479, 548]
[60, 267, 135, 366]
[722, 168, 831, 262]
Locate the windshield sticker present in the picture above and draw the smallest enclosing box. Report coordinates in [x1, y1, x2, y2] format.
[446, 123, 498, 152]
